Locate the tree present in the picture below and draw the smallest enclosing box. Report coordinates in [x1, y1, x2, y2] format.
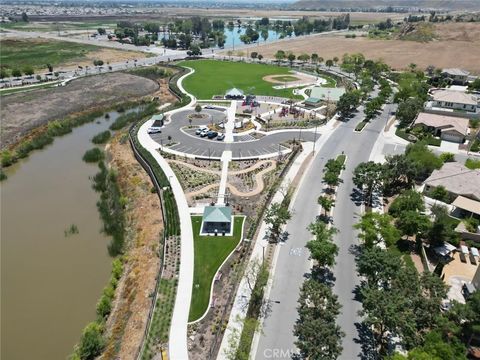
[395, 210, 431, 241]
[336, 90, 361, 117]
[287, 53, 296, 66]
[311, 53, 319, 64]
[355, 212, 401, 248]
[405, 141, 443, 180]
[21, 12, 29, 22]
[383, 154, 417, 194]
[97, 27, 106, 35]
[264, 202, 291, 240]
[257, 54, 263, 61]
[274, 50, 286, 63]
[389, 190, 425, 218]
[11, 68, 21, 78]
[325, 59, 334, 68]
[23, 66, 34, 76]
[187, 44, 202, 57]
[468, 78, 480, 91]
[93, 59, 104, 66]
[430, 185, 450, 203]
[195, 104, 202, 113]
[46, 63, 53, 72]
[352, 161, 384, 205]
[357, 246, 402, 286]
[318, 195, 334, 216]
[294, 279, 344, 360]
[0, 68, 8, 79]
[261, 29, 269, 43]
[333, 56, 339, 64]
[396, 98, 424, 127]
[75, 322, 105, 359]
[306, 221, 338, 267]
[297, 53, 310, 63]
[427, 205, 459, 246]
[250, 51, 258, 59]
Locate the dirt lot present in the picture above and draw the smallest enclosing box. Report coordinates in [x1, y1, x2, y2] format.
[0, 72, 158, 148]
[102, 133, 163, 359]
[251, 23, 480, 74]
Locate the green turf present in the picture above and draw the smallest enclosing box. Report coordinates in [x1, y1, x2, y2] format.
[0, 38, 99, 71]
[179, 59, 302, 99]
[189, 215, 245, 322]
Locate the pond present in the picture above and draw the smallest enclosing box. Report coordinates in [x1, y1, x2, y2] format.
[0, 111, 124, 360]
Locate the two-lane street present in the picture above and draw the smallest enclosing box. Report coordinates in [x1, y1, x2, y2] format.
[255, 103, 396, 359]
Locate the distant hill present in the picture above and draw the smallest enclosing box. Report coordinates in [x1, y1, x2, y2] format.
[291, 0, 480, 11]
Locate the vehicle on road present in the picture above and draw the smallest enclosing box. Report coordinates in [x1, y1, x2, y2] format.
[196, 126, 208, 135]
[217, 133, 225, 141]
[147, 128, 161, 134]
[207, 131, 218, 139]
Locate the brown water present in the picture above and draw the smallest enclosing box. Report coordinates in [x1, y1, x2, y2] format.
[1, 113, 123, 360]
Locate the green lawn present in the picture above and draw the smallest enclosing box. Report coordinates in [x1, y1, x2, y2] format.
[189, 215, 245, 322]
[179, 59, 302, 99]
[0, 38, 99, 71]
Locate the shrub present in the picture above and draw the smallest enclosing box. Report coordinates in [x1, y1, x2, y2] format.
[75, 322, 105, 360]
[83, 148, 104, 163]
[465, 158, 480, 169]
[91, 130, 111, 144]
[0, 170, 7, 181]
[355, 121, 367, 131]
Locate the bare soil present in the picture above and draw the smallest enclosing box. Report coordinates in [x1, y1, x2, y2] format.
[102, 132, 163, 360]
[252, 23, 480, 74]
[0, 72, 158, 148]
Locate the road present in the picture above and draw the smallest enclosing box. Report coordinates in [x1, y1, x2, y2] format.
[254, 103, 396, 360]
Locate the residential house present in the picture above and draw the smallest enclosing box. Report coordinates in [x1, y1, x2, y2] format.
[441, 68, 470, 85]
[413, 112, 470, 143]
[424, 162, 480, 202]
[430, 89, 478, 112]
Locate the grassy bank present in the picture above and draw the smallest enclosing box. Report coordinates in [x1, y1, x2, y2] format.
[189, 216, 245, 322]
[0, 38, 99, 73]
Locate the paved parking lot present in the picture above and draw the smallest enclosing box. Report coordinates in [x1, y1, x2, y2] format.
[150, 108, 318, 159]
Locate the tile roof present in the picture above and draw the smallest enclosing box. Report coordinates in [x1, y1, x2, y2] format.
[424, 162, 480, 200]
[442, 68, 470, 76]
[414, 112, 469, 136]
[431, 89, 478, 106]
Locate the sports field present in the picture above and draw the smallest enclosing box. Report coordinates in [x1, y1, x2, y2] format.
[180, 60, 302, 99]
[189, 215, 244, 322]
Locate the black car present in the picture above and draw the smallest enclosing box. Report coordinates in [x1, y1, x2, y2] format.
[207, 131, 218, 139]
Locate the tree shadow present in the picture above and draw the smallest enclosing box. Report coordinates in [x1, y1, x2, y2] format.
[308, 265, 336, 287]
[354, 321, 379, 360]
[350, 188, 364, 206]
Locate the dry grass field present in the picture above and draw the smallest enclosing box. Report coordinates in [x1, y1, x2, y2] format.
[251, 22, 480, 74]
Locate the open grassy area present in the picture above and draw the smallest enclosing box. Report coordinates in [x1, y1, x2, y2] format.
[0, 38, 99, 71]
[0, 20, 117, 32]
[179, 60, 302, 99]
[189, 215, 245, 322]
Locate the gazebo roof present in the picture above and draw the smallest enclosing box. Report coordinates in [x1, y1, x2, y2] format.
[225, 88, 244, 96]
[203, 206, 232, 223]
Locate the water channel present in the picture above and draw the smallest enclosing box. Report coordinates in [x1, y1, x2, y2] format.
[1, 111, 124, 359]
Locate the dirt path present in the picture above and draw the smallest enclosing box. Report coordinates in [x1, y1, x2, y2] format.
[103, 132, 163, 360]
[228, 160, 277, 197]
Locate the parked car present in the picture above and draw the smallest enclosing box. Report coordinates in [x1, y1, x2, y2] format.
[200, 129, 209, 137]
[147, 127, 161, 134]
[217, 133, 225, 141]
[196, 126, 208, 135]
[207, 131, 218, 139]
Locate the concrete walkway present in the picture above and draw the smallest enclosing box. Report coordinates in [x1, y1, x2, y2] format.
[137, 121, 193, 360]
[218, 151, 232, 205]
[225, 101, 236, 143]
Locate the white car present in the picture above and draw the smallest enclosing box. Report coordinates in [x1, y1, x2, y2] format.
[147, 127, 162, 134]
[196, 126, 208, 135]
